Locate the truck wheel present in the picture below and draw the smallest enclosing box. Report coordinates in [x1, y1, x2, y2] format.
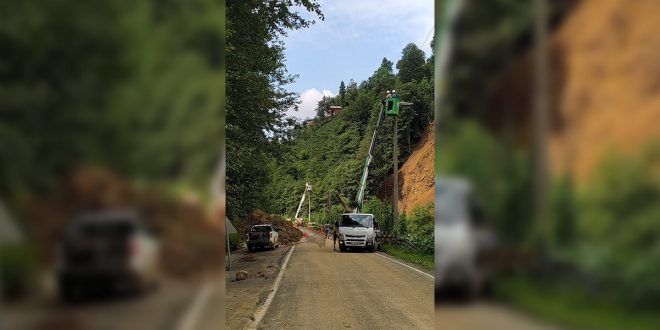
[58, 278, 77, 303]
[247, 245, 253, 252]
[339, 245, 347, 252]
[369, 243, 377, 253]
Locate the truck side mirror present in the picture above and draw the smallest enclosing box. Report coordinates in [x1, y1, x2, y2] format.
[334, 221, 339, 228]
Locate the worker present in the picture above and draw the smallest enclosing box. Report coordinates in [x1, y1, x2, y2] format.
[324, 223, 330, 239]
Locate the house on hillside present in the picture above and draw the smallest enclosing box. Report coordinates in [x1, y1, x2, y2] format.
[326, 105, 342, 117]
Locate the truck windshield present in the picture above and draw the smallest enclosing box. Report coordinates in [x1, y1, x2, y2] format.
[340, 214, 372, 228]
[437, 182, 469, 223]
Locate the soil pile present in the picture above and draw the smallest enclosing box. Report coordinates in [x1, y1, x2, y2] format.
[380, 123, 435, 214]
[486, 0, 660, 182]
[233, 210, 302, 245]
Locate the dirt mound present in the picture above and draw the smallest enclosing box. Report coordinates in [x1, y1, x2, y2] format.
[233, 210, 302, 245]
[380, 123, 435, 214]
[486, 0, 660, 182]
[24, 164, 223, 278]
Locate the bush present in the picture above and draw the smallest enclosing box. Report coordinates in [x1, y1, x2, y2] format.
[571, 142, 660, 308]
[440, 120, 532, 243]
[405, 202, 434, 253]
[396, 212, 408, 237]
[228, 233, 241, 251]
[0, 243, 37, 299]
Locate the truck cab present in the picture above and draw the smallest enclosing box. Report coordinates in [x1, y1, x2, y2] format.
[336, 213, 379, 252]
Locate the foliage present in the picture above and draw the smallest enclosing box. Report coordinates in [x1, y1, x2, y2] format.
[226, 0, 323, 220]
[396, 43, 428, 84]
[0, 243, 37, 298]
[549, 175, 577, 246]
[439, 121, 532, 243]
[403, 202, 434, 253]
[495, 274, 660, 330]
[381, 243, 433, 271]
[396, 212, 408, 237]
[228, 233, 241, 251]
[568, 142, 660, 308]
[0, 0, 226, 200]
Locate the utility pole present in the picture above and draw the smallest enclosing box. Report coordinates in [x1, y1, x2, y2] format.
[308, 183, 312, 226]
[393, 116, 399, 229]
[532, 0, 550, 248]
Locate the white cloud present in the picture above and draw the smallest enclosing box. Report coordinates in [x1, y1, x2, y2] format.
[287, 88, 335, 120]
[288, 0, 434, 53]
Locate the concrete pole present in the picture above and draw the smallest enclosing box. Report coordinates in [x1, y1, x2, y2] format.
[533, 0, 550, 247]
[393, 116, 399, 231]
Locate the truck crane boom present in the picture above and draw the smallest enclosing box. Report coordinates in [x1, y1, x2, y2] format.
[354, 102, 385, 212]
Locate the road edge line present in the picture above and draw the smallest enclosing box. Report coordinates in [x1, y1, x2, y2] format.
[176, 280, 215, 330]
[248, 244, 296, 329]
[375, 252, 435, 280]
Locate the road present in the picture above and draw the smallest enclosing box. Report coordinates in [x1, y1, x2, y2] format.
[255, 228, 434, 330]
[436, 303, 563, 330]
[3, 274, 224, 330]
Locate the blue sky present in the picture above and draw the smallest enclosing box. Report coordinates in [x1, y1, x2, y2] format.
[283, 0, 434, 120]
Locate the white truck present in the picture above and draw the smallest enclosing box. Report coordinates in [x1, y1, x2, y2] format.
[335, 213, 380, 252]
[435, 177, 495, 300]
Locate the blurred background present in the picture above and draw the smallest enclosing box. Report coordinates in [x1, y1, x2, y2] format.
[435, 0, 660, 329]
[0, 0, 226, 329]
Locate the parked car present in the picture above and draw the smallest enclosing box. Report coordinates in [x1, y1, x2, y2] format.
[56, 210, 159, 301]
[247, 224, 279, 251]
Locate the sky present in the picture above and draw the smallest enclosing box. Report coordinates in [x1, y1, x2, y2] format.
[283, 0, 434, 121]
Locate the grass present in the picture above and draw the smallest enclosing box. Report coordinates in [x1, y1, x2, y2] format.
[380, 243, 433, 271]
[495, 275, 660, 330]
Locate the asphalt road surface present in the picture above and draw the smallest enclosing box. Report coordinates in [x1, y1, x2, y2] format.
[256, 228, 434, 330]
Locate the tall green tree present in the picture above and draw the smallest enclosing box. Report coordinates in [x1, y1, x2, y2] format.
[338, 80, 346, 106]
[396, 43, 426, 83]
[226, 0, 323, 220]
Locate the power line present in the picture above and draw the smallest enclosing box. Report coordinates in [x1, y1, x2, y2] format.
[422, 26, 434, 48]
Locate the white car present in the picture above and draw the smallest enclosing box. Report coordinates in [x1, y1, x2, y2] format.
[247, 224, 279, 251]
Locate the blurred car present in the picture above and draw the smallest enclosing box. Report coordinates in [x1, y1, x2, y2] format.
[247, 224, 279, 251]
[435, 177, 496, 301]
[56, 210, 159, 301]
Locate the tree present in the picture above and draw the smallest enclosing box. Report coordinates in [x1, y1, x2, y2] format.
[226, 0, 323, 219]
[396, 43, 426, 83]
[338, 80, 346, 106]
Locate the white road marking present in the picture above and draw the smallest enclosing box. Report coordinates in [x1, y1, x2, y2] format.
[376, 252, 435, 280]
[176, 281, 215, 330]
[248, 244, 296, 329]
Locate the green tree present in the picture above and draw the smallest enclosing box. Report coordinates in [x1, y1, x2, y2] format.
[338, 80, 346, 106]
[226, 0, 323, 219]
[396, 43, 426, 83]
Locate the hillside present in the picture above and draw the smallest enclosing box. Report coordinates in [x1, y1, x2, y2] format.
[380, 123, 434, 215]
[485, 0, 660, 182]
